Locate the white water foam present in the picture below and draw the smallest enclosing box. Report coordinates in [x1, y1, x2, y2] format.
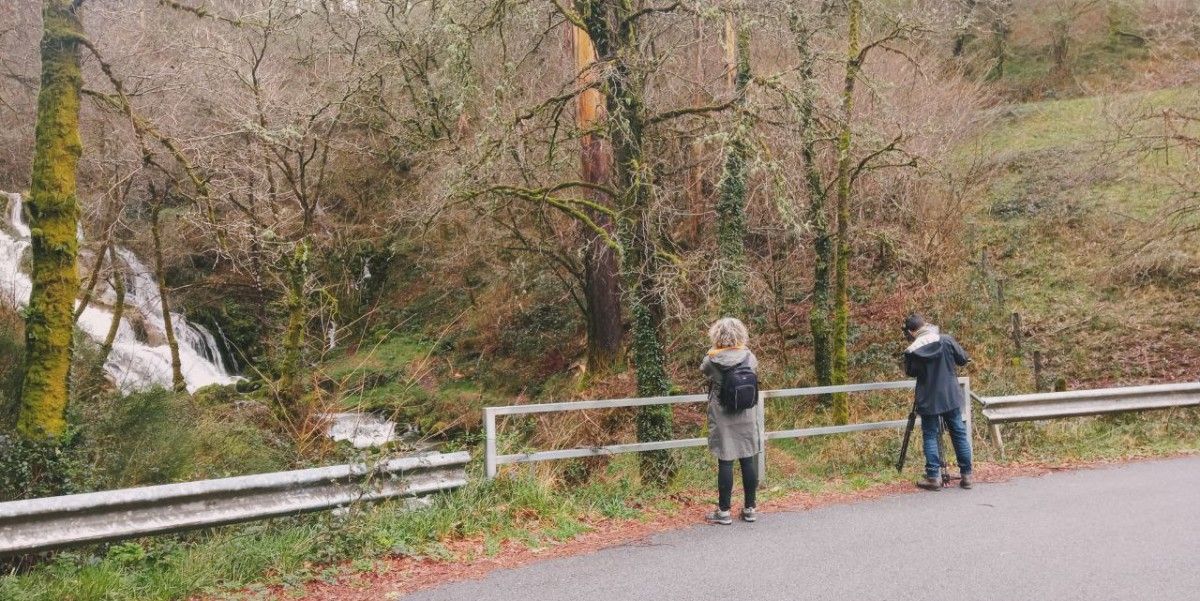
[1, 191, 238, 393]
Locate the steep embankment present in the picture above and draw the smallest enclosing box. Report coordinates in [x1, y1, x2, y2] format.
[967, 86, 1200, 389]
[322, 87, 1200, 432]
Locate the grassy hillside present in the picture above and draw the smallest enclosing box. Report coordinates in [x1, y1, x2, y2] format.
[3, 7, 1199, 598]
[968, 86, 1200, 388]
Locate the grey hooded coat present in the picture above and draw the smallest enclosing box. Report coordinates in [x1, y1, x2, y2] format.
[701, 348, 762, 461]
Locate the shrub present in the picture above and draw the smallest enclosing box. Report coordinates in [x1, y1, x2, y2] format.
[0, 434, 87, 501]
[0, 305, 23, 430]
[81, 389, 290, 487]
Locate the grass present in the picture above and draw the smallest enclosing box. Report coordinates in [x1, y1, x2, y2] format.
[314, 334, 501, 437]
[963, 84, 1200, 386]
[4, 403, 1197, 601]
[0, 465, 658, 601]
[5, 50, 1200, 601]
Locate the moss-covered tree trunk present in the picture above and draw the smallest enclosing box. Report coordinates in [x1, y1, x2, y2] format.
[716, 15, 750, 318]
[151, 199, 185, 392]
[581, 0, 675, 484]
[831, 0, 863, 425]
[789, 9, 834, 402]
[573, 26, 623, 375]
[277, 240, 309, 409]
[17, 0, 85, 440]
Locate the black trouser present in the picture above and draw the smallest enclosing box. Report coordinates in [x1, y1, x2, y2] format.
[717, 455, 758, 511]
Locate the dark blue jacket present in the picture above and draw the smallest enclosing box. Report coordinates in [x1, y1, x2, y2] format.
[904, 332, 969, 416]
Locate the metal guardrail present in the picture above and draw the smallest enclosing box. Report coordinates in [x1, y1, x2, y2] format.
[484, 379, 972, 479]
[0, 451, 470, 557]
[975, 382, 1200, 459]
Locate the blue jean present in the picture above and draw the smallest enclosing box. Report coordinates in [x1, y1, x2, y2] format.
[920, 407, 973, 479]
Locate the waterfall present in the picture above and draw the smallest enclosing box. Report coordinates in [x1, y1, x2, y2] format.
[214, 322, 240, 372]
[1, 191, 239, 393]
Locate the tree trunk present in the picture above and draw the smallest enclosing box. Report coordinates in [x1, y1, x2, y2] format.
[682, 16, 706, 245]
[151, 199, 186, 393]
[73, 238, 109, 324]
[1051, 17, 1071, 78]
[75, 188, 124, 323]
[952, 0, 978, 57]
[987, 0, 1013, 80]
[18, 0, 84, 440]
[790, 9, 834, 401]
[277, 240, 309, 409]
[831, 0, 863, 425]
[573, 26, 623, 375]
[582, 1, 675, 484]
[716, 15, 750, 318]
[95, 246, 124, 382]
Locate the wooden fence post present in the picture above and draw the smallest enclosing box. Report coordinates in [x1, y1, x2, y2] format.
[1033, 350, 1044, 392]
[1011, 312, 1023, 354]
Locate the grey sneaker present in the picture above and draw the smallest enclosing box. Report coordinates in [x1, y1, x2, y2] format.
[916, 475, 942, 491]
[741, 507, 758, 523]
[960, 474, 973, 489]
[706, 509, 733, 525]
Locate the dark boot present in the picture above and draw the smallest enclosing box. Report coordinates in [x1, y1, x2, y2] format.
[916, 475, 942, 491]
[960, 473, 973, 489]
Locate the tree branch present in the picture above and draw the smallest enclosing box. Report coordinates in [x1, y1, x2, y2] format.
[549, 0, 587, 30]
[850, 134, 913, 186]
[157, 0, 250, 27]
[647, 97, 738, 127]
[469, 185, 623, 253]
[623, 2, 681, 27]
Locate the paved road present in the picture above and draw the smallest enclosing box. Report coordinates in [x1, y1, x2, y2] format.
[402, 456, 1200, 601]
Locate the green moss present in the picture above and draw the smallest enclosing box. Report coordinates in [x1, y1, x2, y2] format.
[17, 0, 85, 440]
[276, 240, 310, 408]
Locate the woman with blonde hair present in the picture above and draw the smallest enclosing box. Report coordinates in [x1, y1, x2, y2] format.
[700, 317, 761, 524]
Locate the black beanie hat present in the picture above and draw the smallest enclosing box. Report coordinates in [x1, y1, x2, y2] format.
[904, 313, 925, 332]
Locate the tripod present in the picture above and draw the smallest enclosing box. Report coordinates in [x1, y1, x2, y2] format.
[896, 403, 960, 486]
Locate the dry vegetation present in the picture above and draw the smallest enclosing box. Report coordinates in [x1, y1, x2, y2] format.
[0, 0, 1198, 597]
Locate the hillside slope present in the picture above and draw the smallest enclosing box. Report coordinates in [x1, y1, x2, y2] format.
[964, 86, 1200, 391]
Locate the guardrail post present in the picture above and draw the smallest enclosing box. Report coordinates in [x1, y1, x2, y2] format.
[485, 407, 497, 479]
[757, 391, 767, 483]
[990, 423, 1006, 460]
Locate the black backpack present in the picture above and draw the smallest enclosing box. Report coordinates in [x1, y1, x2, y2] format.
[717, 357, 759, 412]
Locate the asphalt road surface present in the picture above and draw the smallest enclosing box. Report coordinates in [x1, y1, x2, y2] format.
[401, 455, 1200, 601]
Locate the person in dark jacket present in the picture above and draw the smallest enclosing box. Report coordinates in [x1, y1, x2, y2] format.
[902, 313, 973, 490]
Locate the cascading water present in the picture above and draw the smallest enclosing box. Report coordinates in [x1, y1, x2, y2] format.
[1, 191, 238, 393]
